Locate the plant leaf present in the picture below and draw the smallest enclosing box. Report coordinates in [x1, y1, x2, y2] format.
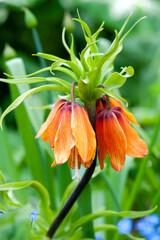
[70, 206, 157, 232]
[33, 52, 61, 61]
[0, 180, 52, 222]
[62, 27, 70, 54]
[103, 66, 134, 90]
[0, 84, 66, 129]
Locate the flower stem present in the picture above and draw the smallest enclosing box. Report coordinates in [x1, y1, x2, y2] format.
[71, 82, 77, 105]
[46, 154, 97, 238]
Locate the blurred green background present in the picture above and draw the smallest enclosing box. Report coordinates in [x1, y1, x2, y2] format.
[0, 0, 160, 239]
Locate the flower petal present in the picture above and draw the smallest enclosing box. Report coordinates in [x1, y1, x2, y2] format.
[96, 111, 108, 169]
[54, 106, 75, 164]
[110, 97, 139, 126]
[103, 111, 127, 171]
[35, 99, 67, 139]
[71, 103, 96, 162]
[49, 108, 63, 147]
[96, 95, 106, 115]
[113, 110, 148, 158]
[68, 147, 81, 169]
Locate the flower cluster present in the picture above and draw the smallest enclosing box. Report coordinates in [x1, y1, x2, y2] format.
[36, 91, 148, 177]
[135, 214, 160, 240]
[117, 214, 160, 240]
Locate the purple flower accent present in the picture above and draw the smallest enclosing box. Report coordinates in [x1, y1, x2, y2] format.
[0, 210, 7, 217]
[30, 210, 39, 222]
[117, 218, 133, 234]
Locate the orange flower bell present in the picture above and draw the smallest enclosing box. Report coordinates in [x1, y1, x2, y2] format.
[96, 96, 148, 171]
[36, 99, 96, 178]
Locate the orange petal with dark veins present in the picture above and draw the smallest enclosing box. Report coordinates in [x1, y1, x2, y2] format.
[49, 108, 63, 147]
[113, 110, 148, 158]
[96, 111, 108, 169]
[110, 97, 139, 126]
[103, 111, 127, 171]
[35, 99, 67, 139]
[71, 103, 96, 162]
[54, 106, 75, 165]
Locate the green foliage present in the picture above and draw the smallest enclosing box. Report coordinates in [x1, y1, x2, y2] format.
[0, 2, 160, 240]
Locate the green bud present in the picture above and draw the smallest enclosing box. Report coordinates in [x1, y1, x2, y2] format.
[23, 8, 38, 29]
[63, 12, 74, 32]
[3, 43, 17, 60]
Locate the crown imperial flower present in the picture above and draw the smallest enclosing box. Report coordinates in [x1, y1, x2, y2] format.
[36, 97, 96, 178]
[96, 96, 148, 171]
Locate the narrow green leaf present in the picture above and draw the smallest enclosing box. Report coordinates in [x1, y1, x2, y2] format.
[62, 28, 70, 54]
[0, 76, 48, 84]
[4, 67, 51, 79]
[5, 58, 50, 188]
[95, 224, 117, 232]
[50, 62, 78, 81]
[0, 84, 66, 129]
[80, 41, 98, 71]
[120, 16, 147, 44]
[33, 52, 61, 62]
[73, 18, 92, 40]
[70, 34, 78, 64]
[92, 22, 104, 39]
[95, 224, 145, 239]
[51, 59, 82, 80]
[97, 31, 119, 69]
[71, 206, 157, 231]
[0, 114, 19, 181]
[77, 183, 95, 238]
[46, 77, 71, 89]
[118, 12, 133, 38]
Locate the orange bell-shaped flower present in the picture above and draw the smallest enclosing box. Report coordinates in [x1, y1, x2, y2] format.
[36, 100, 96, 178]
[96, 96, 148, 171]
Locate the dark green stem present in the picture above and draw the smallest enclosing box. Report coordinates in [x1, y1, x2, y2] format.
[46, 155, 97, 238]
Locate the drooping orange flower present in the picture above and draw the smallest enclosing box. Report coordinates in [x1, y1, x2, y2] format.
[96, 96, 148, 171]
[36, 100, 96, 178]
[96, 95, 139, 125]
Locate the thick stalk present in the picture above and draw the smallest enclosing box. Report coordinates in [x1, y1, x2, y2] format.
[46, 155, 97, 238]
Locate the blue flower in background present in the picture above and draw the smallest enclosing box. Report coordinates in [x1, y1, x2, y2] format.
[0, 210, 7, 217]
[30, 210, 39, 222]
[95, 234, 103, 240]
[145, 214, 160, 226]
[117, 218, 133, 234]
[157, 226, 160, 233]
[148, 233, 160, 240]
[135, 218, 155, 238]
